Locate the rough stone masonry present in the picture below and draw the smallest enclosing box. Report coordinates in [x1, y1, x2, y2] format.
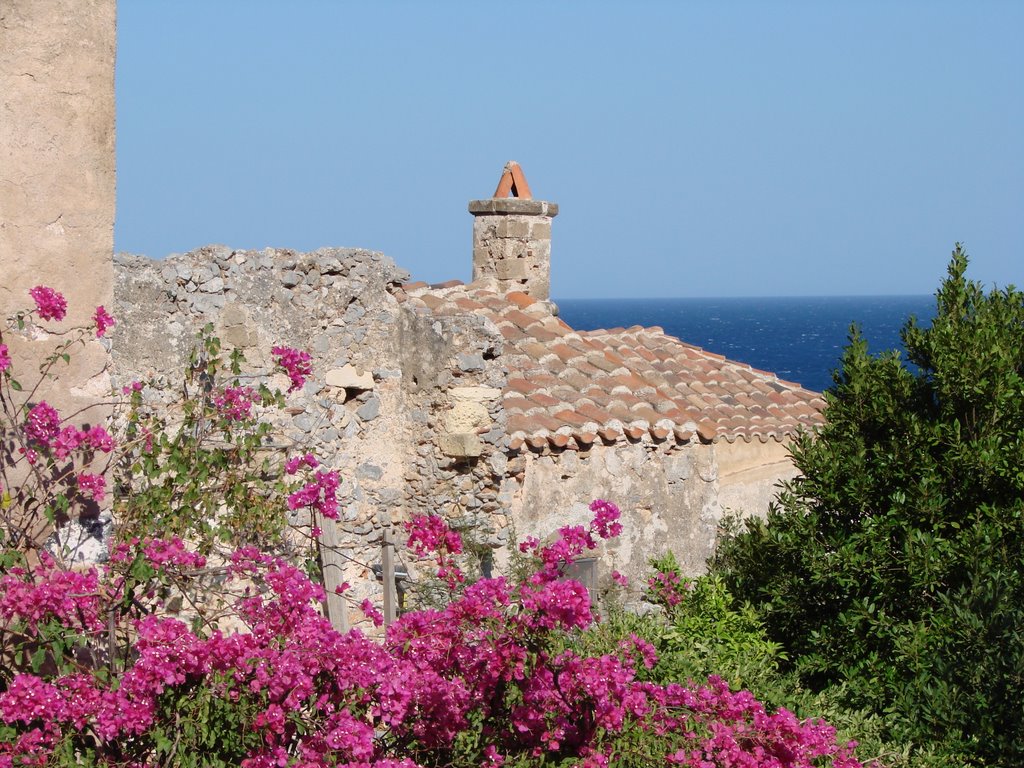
[111, 245, 515, 622]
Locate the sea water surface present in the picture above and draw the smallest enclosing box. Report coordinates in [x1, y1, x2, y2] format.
[555, 296, 935, 394]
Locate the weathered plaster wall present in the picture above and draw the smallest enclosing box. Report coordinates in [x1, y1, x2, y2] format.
[1, 0, 116, 336]
[1, 0, 116, 550]
[715, 439, 799, 520]
[503, 441, 721, 585]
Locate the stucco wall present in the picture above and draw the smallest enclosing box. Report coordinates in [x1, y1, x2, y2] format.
[715, 438, 799, 520]
[504, 441, 722, 584]
[1, 0, 117, 551]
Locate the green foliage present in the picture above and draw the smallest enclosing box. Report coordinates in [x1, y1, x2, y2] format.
[115, 324, 290, 552]
[713, 245, 1024, 765]
[644, 553, 788, 694]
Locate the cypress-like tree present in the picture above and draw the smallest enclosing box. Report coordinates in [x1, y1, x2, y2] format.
[713, 245, 1024, 764]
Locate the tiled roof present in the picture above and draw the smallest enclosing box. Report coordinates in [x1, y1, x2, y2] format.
[396, 282, 826, 451]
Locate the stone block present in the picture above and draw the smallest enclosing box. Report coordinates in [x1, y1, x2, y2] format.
[444, 401, 489, 433]
[439, 433, 483, 458]
[326, 365, 374, 390]
[494, 259, 530, 280]
[457, 353, 485, 372]
[530, 221, 552, 239]
[496, 219, 531, 238]
[356, 396, 381, 421]
[451, 386, 502, 402]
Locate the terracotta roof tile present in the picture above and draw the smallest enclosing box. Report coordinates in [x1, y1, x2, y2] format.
[549, 434, 571, 449]
[553, 409, 590, 428]
[550, 343, 581, 363]
[505, 291, 538, 310]
[394, 282, 825, 446]
[453, 297, 486, 311]
[673, 426, 694, 442]
[625, 426, 646, 440]
[696, 421, 718, 442]
[506, 378, 536, 396]
[418, 294, 446, 310]
[551, 371, 587, 394]
[502, 308, 541, 329]
[527, 435, 548, 450]
[529, 392, 561, 409]
[519, 341, 551, 360]
[526, 326, 561, 343]
[577, 403, 615, 424]
[498, 323, 530, 343]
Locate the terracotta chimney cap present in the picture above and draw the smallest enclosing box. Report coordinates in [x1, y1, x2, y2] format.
[493, 161, 533, 200]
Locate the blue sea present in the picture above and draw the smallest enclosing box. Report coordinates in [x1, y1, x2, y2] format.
[555, 296, 936, 394]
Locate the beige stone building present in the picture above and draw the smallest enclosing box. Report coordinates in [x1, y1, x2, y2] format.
[111, 165, 824, 615]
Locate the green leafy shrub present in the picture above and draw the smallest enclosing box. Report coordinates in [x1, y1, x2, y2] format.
[646, 553, 787, 694]
[115, 323, 293, 553]
[713, 245, 1024, 765]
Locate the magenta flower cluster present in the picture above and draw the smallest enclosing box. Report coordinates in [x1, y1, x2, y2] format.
[75, 472, 106, 502]
[648, 570, 689, 608]
[405, 513, 465, 586]
[0, 344, 10, 374]
[271, 345, 313, 392]
[287, 466, 341, 520]
[93, 305, 116, 338]
[28, 285, 67, 322]
[213, 384, 259, 421]
[0, 511, 864, 768]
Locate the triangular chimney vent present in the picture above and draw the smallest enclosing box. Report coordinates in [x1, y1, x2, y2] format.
[492, 160, 533, 199]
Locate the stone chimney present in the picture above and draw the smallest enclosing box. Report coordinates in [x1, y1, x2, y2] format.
[469, 162, 558, 299]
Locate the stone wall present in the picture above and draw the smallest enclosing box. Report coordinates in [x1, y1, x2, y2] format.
[111, 246, 513, 622]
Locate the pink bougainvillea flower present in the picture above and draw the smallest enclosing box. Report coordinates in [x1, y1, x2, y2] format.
[286, 469, 340, 519]
[85, 425, 116, 453]
[143, 537, 206, 570]
[589, 499, 623, 539]
[75, 472, 106, 502]
[271, 345, 313, 392]
[360, 598, 384, 627]
[284, 452, 319, 475]
[52, 426, 86, 459]
[0, 343, 10, 373]
[213, 385, 258, 422]
[28, 285, 67, 321]
[93, 305, 116, 337]
[23, 401, 61, 448]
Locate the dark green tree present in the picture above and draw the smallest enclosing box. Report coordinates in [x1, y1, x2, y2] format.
[713, 245, 1024, 765]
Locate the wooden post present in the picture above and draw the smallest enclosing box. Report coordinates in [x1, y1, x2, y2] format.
[317, 513, 350, 633]
[382, 528, 396, 626]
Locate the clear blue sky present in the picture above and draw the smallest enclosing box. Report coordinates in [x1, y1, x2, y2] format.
[115, 1, 1023, 299]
